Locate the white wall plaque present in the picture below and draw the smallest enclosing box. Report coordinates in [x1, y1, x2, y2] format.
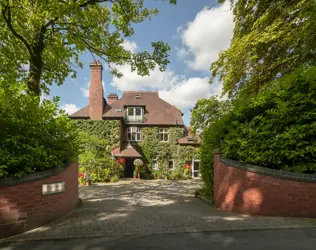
[42, 182, 65, 195]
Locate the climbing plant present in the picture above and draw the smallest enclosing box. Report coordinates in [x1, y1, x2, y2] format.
[136, 126, 199, 179]
[73, 120, 120, 150]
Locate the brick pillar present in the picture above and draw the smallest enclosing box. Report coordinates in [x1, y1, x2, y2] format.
[89, 61, 104, 120]
[213, 151, 221, 207]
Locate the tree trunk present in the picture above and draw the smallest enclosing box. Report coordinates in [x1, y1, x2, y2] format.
[27, 59, 42, 96]
[27, 27, 46, 96]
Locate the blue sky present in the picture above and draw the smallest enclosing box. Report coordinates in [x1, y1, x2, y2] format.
[53, 0, 234, 125]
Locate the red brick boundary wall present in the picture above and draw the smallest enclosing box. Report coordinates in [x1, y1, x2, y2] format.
[214, 152, 316, 217]
[0, 162, 78, 239]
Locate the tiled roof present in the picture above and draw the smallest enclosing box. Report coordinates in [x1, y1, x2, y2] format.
[111, 146, 142, 158]
[103, 91, 184, 125]
[70, 91, 184, 125]
[69, 105, 90, 118]
[69, 99, 107, 118]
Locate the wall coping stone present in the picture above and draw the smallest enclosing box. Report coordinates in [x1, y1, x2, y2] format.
[220, 158, 316, 183]
[0, 161, 77, 188]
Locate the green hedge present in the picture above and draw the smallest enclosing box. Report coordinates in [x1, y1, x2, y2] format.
[0, 80, 79, 177]
[221, 67, 316, 173]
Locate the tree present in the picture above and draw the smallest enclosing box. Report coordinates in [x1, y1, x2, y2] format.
[212, 0, 316, 98]
[0, 0, 176, 95]
[190, 96, 231, 135]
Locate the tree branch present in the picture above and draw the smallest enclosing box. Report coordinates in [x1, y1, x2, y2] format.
[1, 5, 33, 57]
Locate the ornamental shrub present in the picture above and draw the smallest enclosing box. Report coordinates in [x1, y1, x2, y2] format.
[222, 67, 316, 173]
[0, 80, 79, 177]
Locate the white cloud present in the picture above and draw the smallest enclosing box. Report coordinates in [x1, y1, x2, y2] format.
[159, 77, 223, 109]
[80, 86, 89, 98]
[179, 2, 234, 71]
[122, 40, 138, 53]
[60, 103, 80, 115]
[111, 63, 223, 110]
[111, 65, 183, 91]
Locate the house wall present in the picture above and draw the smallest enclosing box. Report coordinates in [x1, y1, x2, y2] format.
[0, 162, 78, 239]
[214, 152, 316, 217]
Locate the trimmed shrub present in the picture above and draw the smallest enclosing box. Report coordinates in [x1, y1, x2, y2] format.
[222, 67, 316, 173]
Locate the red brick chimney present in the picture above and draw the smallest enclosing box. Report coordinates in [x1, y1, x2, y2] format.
[89, 60, 104, 120]
[107, 93, 118, 105]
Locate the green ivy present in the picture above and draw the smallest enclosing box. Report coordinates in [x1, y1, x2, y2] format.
[136, 127, 199, 178]
[73, 120, 120, 150]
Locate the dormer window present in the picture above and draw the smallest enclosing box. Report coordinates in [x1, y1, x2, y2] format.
[126, 107, 144, 123]
[135, 94, 141, 99]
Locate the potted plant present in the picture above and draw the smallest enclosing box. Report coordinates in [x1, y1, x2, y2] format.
[133, 159, 143, 179]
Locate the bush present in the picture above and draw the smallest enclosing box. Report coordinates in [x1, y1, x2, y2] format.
[0, 80, 79, 177]
[110, 175, 119, 183]
[153, 166, 171, 179]
[170, 168, 184, 180]
[78, 132, 121, 182]
[222, 67, 316, 173]
[78, 176, 86, 185]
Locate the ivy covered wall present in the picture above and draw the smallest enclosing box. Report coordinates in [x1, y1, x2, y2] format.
[134, 127, 200, 172]
[72, 120, 120, 150]
[72, 120, 199, 178]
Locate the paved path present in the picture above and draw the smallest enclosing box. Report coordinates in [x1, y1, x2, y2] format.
[2, 179, 316, 243]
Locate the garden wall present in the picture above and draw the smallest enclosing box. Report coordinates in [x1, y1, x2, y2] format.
[0, 162, 78, 239]
[214, 152, 316, 217]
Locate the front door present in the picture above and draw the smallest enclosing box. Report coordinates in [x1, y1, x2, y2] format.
[124, 158, 134, 178]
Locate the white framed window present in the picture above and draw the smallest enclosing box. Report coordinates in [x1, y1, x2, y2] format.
[192, 159, 200, 178]
[152, 159, 159, 170]
[127, 127, 141, 141]
[168, 159, 174, 170]
[159, 128, 169, 142]
[126, 107, 143, 122]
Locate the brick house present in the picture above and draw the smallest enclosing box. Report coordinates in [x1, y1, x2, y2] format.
[70, 61, 200, 178]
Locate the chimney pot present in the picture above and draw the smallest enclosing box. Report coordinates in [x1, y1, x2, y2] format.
[107, 93, 118, 105]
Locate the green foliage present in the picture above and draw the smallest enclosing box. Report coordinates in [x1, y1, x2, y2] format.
[212, 0, 316, 98]
[0, 0, 176, 95]
[78, 131, 121, 182]
[221, 67, 316, 173]
[78, 176, 85, 185]
[190, 96, 232, 135]
[0, 80, 79, 177]
[136, 127, 199, 179]
[170, 167, 184, 180]
[110, 175, 119, 183]
[73, 120, 120, 150]
[153, 166, 171, 180]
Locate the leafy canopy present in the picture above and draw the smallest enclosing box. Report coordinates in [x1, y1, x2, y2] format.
[0, 0, 176, 95]
[190, 96, 231, 135]
[212, 0, 316, 98]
